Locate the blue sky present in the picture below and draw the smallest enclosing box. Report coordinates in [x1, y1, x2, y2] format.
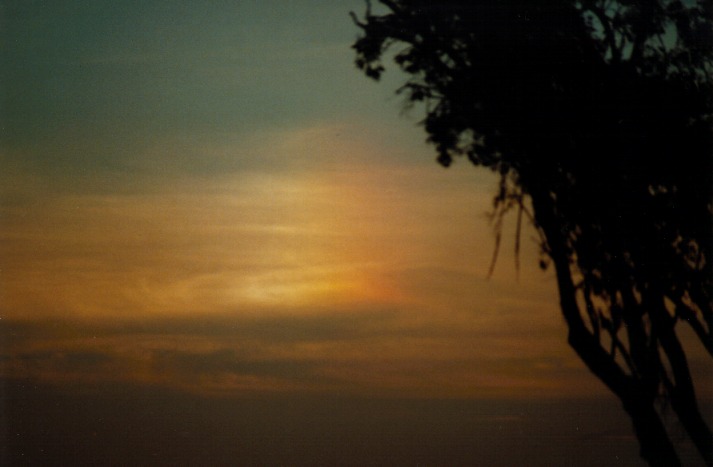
[2, 0, 411, 180]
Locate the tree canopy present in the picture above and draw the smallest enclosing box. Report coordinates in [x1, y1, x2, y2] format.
[352, 1, 713, 465]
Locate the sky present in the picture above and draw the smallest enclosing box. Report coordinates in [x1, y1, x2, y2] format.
[1, 0, 710, 406]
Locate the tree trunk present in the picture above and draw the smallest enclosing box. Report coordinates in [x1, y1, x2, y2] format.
[650, 297, 713, 466]
[669, 389, 713, 467]
[529, 188, 682, 467]
[623, 397, 682, 467]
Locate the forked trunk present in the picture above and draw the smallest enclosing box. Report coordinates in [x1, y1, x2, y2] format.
[530, 188, 685, 467]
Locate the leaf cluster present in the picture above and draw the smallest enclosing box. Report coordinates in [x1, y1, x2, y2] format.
[352, 0, 713, 417]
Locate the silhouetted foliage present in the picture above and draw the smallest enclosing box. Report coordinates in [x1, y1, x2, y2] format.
[352, 1, 712, 465]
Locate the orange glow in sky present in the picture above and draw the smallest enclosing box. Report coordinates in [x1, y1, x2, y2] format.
[2, 1, 709, 403]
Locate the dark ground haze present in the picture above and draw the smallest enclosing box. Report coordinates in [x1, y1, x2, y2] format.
[6, 379, 708, 466]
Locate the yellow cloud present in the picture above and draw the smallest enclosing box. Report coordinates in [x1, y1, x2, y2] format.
[3, 122, 600, 398]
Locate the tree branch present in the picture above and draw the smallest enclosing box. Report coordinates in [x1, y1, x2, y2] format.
[583, 3, 622, 63]
[675, 300, 713, 358]
[651, 295, 713, 466]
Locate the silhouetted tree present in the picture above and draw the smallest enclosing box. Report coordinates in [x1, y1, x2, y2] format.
[352, 1, 712, 465]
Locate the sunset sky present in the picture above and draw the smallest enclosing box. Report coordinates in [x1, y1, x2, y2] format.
[2, 0, 710, 408]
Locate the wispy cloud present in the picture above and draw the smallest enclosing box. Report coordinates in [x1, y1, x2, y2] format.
[0, 118, 597, 398]
[1, 305, 593, 398]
